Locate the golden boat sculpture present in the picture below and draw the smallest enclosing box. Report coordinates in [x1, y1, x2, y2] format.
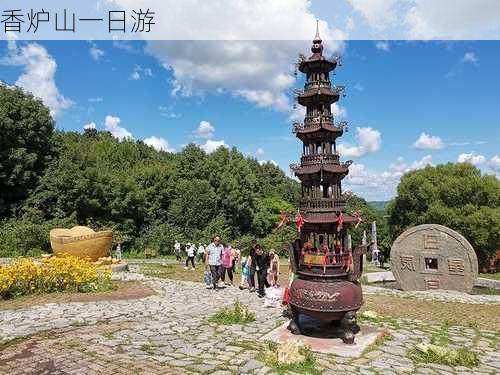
[49, 226, 113, 261]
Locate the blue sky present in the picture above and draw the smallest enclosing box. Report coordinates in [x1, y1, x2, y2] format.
[1, 38, 499, 200]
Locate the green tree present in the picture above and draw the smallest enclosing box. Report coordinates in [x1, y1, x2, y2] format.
[252, 196, 295, 238]
[387, 163, 500, 264]
[167, 179, 217, 237]
[0, 86, 56, 217]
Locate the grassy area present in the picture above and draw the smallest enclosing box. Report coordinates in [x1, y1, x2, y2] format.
[363, 262, 390, 273]
[207, 300, 256, 325]
[409, 345, 479, 368]
[139, 262, 206, 282]
[479, 273, 500, 281]
[0, 281, 154, 310]
[138, 262, 292, 286]
[362, 294, 500, 331]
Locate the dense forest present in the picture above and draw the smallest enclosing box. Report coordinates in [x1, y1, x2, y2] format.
[2, 85, 498, 263]
[0, 86, 386, 257]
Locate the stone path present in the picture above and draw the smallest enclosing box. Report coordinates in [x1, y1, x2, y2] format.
[0, 273, 499, 374]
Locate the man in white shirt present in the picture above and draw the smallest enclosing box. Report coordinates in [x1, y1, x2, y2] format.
[174, 240, 181, 262]
[205, 235, 224, 290]
[185, 243, 196, 270]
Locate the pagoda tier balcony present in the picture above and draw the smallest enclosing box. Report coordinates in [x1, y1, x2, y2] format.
[304, 114, 333, 126]
[293, 120, 347, 139]
[290, 161, 350, 176]
[297, 54, 340, 74]
[300, 197, 346, 211]
[295, 86, 345, 106]
[304, 80, 331, 90]
[301, 153, 339, 166]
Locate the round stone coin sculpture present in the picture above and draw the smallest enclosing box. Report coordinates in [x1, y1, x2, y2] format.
[390, 224, 478, 293]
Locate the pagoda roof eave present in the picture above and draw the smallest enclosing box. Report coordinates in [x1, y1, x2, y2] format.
[298, 58, 337, 73]
[292, 164, 349, 175]
[295, 124, 344, 136]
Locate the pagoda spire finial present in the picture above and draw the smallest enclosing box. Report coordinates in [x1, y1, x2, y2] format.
[311, 20, 324, 54]
[314, 19, 321, 41]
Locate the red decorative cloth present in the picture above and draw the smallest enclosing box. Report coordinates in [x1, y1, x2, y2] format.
[336, 211, 344, 232]
[274, 210, 289, 232]
[343, 250, 353, 272]
[283, 287, 290, 305]
[295, 211, 304, 233]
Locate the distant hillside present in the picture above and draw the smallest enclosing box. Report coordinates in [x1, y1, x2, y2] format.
[368, 201, 390, 212]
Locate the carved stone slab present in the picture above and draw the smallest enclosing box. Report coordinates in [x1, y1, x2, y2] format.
[390, 224, 478, 293]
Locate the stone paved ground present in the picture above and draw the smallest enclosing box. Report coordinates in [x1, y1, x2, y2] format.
[0, 273, 499, 374]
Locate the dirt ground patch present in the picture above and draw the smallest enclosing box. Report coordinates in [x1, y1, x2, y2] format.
[0, 281, 155, 311]
[363, 294, 500, 331]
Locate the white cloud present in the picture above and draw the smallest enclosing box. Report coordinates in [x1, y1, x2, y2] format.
[236, 89, 290, 112]
[375, 41, 390, 51]
[89, 44, 104, 61]
[104, 115, 133, 141]
[462, 51, 478, 64]
[345, 155, 433, 200]
[138, 2, 344, 114]
[88, 97, 103, 103]
[413, 132, 445, 150]
[410, 154, 434, 169]
[112, 0, 347, 40]
[144, 136, 174, 152]
[2, 41, 72, 118]
[489, 155, 500, 172]
[199, 139, 228, 154]
[457, 152, 486, 166]
[158, 105, 181, 118]
[130, 65, 153, 80]
[110, 0, 348, 114]
[147, 40, 316, 114]
[332, 103, 347, 119]
[338, 127, 381, 158]
[348, 0, 399, 30]
[194, 120, 215, 139]
[405, 0, 500, 39]
[83, 122, 96, 130]
[256, 148, 265, 156]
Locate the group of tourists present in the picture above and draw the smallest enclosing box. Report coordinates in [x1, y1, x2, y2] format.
[174, 240, 212, 270]
[205, 236, 281, 298]
[174, 236, 282, 298]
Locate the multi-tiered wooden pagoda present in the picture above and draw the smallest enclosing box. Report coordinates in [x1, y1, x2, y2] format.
[287, 23, 366, 344]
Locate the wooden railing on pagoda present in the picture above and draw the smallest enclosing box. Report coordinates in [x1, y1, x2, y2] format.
[300, 198, 346, 211]
[301, 153, 339, 165]
[304, 80, 331, 90]
[304, 114, 333, 126]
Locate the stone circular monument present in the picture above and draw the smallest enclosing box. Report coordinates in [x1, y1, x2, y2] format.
[390, 224, 478, 293]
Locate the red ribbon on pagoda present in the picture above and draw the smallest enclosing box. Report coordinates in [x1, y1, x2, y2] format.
[343, 250, 353, 272]
[273, 210, 289, 232]
[336, 211, 344, 232]
[295, 210, 304, 233]
[353, 210, 362, 228]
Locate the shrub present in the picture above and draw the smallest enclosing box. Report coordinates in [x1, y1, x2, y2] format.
[409, 343, 479, 368]
[259, 341, 321, 375]
[0, 254, 111, 299]
[207, 300, 256, 325]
